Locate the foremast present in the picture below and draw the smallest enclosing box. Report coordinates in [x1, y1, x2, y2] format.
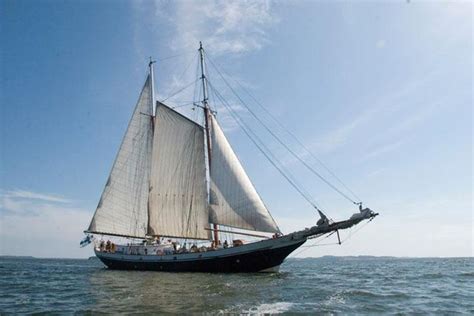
[148, 57, 156, 118]
[199, 42, 219, 245]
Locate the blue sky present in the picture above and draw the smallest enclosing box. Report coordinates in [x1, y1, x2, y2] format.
[0, 0, 471, 258]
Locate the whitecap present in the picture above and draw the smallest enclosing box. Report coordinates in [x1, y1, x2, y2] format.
[244, 302, 294, 314]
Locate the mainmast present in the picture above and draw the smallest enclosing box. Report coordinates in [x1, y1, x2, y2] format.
[199, 42, 219, 246]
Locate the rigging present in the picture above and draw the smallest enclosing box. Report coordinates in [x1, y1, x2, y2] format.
[207, 80, 323, 213]
[205, 53, 363, 206]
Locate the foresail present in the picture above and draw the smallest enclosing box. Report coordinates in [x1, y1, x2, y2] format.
[148, 103, 210, 240]
[87, 75, 153, 238]
[208, 116, 280, 233]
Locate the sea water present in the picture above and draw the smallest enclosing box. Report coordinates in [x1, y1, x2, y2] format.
[0, 257, 472, 314]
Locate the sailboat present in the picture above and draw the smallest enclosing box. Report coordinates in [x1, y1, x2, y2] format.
[82, 43, 378, 273]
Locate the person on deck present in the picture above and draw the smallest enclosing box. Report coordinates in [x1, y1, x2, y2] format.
[223, 240, 229, 248]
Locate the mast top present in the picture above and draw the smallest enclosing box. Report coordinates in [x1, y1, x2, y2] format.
[148, 56, 156, 67]
[198, 42, 209, 109]
[148, 56, 156, 116]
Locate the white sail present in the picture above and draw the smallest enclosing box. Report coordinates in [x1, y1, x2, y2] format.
[148, 103, 210, 240]
[208, 115, 280, 233]
[88, 75, 153, 238]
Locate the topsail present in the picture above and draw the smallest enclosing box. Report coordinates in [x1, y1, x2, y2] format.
[87, 75, 153, 238]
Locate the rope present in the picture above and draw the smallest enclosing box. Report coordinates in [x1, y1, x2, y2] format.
[160, 53, 199, 104]
[292, 218, 374, 257]
[176, 53, 199, 86]
[193, 56, 201, 108]
[203, 57, 216, 113]
[155, 51, 195, 62]
[340, 216, 374, 243]
[207, 80, 323, 212]
[292, 231, 338, 257]
[209, 81, 320, 210]
[237, 87, 362, 203]
[171, 102, 195, 109]
[160, 78, 200, 103]
[205, 53, 362, 206]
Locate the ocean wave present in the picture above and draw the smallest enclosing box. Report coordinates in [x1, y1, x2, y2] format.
[1, 257, 473, 314]
[243, 302, 294, 314]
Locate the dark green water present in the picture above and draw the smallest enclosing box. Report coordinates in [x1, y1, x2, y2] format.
[0, 257, 472, 314]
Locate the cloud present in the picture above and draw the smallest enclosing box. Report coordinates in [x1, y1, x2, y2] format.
[133, 0, 278, 116]
[2, 189, 72, 203]
[214, 103, 248, 132]
[309, 106, 380, 154]
[353, 99, 442, 163]
[376, 39, 386, 49]
[0, 189, 92, 258]
[170, 1, 277, 55]
[361, 139, 405, 161]
[306, 68, 445, 155]
[381, 101, 442, 140]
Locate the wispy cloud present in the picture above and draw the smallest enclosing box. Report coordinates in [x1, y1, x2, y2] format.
[216, 102, 253, 133]
[309, 106, 380, 154]
[376, 39, 386, 49]
[306, 68, 445, 155]
[2, 189, 72, 204]
[0, 189, 91, 258]
[170, 1, 277, 55]
[353, 100, 442, 162]
[380, 100, 441, 140]
[132, 0, 278, 122]
[360, 139, 405, 161]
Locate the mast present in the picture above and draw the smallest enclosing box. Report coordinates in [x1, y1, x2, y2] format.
[149, 57, 156, 116]
[199, 42, 219, 245]
[147, 57, 156, 238]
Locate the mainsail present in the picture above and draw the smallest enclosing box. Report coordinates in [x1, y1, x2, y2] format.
[87, 75, 153, 238]
[147, 102, 210, 240]
[208, 115, 280, 233]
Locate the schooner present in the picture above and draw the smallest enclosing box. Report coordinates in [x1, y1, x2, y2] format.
[82, 43, 378, 272]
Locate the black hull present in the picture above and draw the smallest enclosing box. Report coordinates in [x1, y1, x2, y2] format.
[96, 240, 305, 273]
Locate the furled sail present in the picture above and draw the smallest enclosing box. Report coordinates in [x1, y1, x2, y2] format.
[148, 103, 210, 240]
[87, 75, 153, 238]
[208, 115, 280, 233]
